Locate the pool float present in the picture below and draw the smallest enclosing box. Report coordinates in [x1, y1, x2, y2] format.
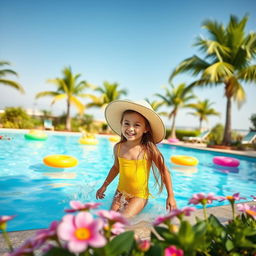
[213, 156, 240, 168]
[24, 130, 48, 141]
[109, 136, 120, 143]
[170, 155, 199, 166]
[168, 138, 180, 143]
[79, 137, 98, 145]
[43, 155, 78, 168]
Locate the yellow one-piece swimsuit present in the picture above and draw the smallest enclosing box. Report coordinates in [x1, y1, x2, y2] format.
[117, 144, 151, 199]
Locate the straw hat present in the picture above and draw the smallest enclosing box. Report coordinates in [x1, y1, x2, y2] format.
[104, 99, 165, 144]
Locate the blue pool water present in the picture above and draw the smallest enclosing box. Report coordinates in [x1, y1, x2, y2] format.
[0, 130, 256, 231]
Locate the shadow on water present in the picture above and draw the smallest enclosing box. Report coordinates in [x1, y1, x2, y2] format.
[29, 163, 65, 172]
[212, 164, 240, 174]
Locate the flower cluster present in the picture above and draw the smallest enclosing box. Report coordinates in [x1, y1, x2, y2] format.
[1, 192, 256, 256]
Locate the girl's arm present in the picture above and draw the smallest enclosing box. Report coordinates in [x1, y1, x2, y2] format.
[96, 144, 119, 199]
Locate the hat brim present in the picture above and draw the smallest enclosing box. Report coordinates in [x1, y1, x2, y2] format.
[105, 100, 165, 144]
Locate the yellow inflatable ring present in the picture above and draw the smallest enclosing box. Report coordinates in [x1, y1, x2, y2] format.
[79, 138, 98, 145]
[43, 155, 78, 168]
[170, 155, 199, 166]
[108, 136, 120, 143]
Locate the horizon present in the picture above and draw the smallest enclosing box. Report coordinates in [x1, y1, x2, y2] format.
[1, 0, 256, 131]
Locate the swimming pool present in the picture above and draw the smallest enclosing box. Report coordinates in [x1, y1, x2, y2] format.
[1, 130, 256, 231]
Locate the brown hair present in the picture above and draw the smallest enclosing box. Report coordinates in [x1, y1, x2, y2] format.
[119, 110, 166, 193]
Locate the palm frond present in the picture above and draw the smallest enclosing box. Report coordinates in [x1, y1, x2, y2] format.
[0, 79, 25, 93]
[35, 91, 60, 99]
[238, 65, 256, 82]
[170, 55, 210, 81]
[70, 96, 85, 115]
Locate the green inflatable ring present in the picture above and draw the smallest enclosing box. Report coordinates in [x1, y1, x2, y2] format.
[24, 133, 48, 141]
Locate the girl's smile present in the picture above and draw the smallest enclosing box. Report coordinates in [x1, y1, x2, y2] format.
[121, 112, 147, 142]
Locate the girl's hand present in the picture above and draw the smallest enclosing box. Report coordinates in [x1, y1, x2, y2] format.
[96, 185, 106, 200]
[166, 195, 177, 211]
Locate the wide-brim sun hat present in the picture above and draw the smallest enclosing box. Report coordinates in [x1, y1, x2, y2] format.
[104, 99, 166, 144]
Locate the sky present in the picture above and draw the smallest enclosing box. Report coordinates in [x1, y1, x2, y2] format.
[1, 0, 256, 131]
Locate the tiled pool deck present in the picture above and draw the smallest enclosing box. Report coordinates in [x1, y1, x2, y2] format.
[1, 131, 255, 254]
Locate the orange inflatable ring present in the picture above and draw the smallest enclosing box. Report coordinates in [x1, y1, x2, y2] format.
[43, 155, 78, 168]
[170, 155, 199, 166]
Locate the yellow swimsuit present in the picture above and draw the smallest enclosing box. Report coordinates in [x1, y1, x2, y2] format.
[117, 144, 151, 199]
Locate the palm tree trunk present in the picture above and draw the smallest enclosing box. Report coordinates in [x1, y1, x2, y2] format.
[199, 118, 203, 132]
[170, 114, 177, 138]
[66, 99, 71, 131]
[222, 96, 232, 145]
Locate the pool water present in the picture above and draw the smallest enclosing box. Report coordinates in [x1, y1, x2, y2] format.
[0, 130, 256, 231]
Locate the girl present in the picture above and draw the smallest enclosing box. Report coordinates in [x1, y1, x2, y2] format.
[96, 99, 176, 218]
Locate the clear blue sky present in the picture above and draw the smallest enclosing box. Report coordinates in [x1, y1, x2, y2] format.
[1, 0, 255, 130]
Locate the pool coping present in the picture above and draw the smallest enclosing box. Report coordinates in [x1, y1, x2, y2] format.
[1, 128, 255, 158]
[1, 201, 255, 254]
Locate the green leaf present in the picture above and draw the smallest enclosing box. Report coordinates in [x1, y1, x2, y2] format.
[225, 239, 234, 251]
[178, 221, 194, 244]
[146, 244, 163, 256]
[43, 247, 76, 256]
[105, 231, 134, 256]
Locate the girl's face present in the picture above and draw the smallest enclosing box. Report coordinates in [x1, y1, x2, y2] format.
[121, 112, 148, 142]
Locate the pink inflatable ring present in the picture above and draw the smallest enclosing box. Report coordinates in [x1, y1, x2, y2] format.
[213, 156, 240, 168]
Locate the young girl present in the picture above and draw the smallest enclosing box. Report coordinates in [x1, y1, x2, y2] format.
[96, 99, 176, 218]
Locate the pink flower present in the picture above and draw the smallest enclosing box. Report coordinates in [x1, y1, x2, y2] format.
[153, 214, 173, 226]
[57, 212, 106, 253]
[32, 221, 59, 247]
[0, 215, 15, 225]
[65, 201, 101, 213]
[164, 245, 184, 256]
[219, 193, 246, 203]
[137, 239, 151, 252]
[237, 203, 256, 220]
[111, 222, 126, 235]
[153, 207, 195, 225]
[189, 193, 219, 205]
[0, 215, 15, 231]
[97, 210, 128, 225]
[9, 238, 38, 256]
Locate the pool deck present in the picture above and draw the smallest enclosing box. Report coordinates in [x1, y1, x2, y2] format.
[1, 201, 255, 255]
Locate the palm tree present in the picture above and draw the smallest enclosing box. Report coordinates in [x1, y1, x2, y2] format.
[86, 81, 127, 108]
[170, 15, 256, 145]
[36, 66, 90, 131]
[156, 83, 194, 138]
[187, 99, 220, 131]
[0, 61, 24, 93]
[144, 98, 168, 117]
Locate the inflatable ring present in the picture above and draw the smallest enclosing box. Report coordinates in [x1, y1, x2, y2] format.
[170, 155, 199, 166]
[79, 137, 98, 145]
[24, 131, 48, 141]
[213, 156, 240, 168]
[168, 138, 180, 143]
[43, 155, 78, 168]
[109, 136, 120, 143]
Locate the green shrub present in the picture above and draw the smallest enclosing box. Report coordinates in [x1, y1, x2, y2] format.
[0, 107, 35, 129]
[165, 129, 200, 140]
[208, 123, 224, 145]
[250, 114, 256, 131]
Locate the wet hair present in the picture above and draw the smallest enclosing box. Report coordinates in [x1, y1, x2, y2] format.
[118, 109, 166, 193]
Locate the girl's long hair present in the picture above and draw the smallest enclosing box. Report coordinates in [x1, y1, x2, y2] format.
[118, 110, 165, 194]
